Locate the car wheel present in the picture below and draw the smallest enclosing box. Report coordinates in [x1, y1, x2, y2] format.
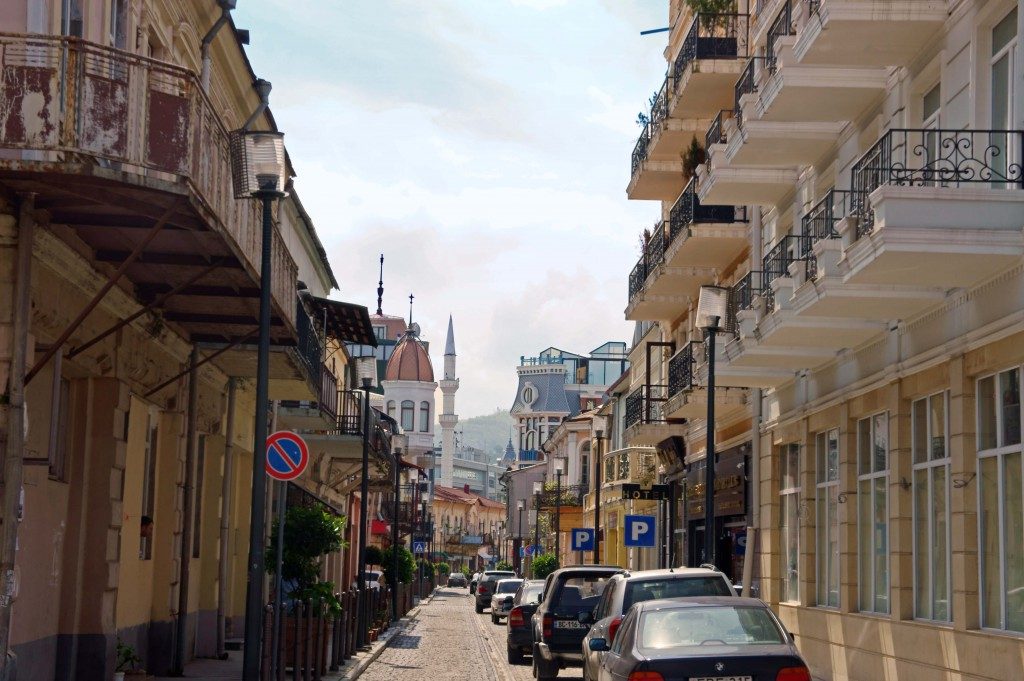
[475, 603, 483, 614]
[507, 645, 525, 665]
[532, 647, 555, 680]
[491, 613, 498, 624]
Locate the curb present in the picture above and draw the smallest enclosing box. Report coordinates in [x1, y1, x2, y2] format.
[330, 590, 435, 681]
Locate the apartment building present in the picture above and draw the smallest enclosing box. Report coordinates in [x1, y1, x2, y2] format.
[0, 2, 394, 679]
[625, 0, 1023, 678]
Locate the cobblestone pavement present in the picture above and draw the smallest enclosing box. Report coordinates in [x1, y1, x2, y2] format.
[359, 587, 582, 681]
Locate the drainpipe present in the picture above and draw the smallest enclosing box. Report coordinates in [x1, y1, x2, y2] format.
[200, 1, 236, 93]
[242, 80, 273, 132]
[216, 379, 237, 659]
[0, 194, 35, 679]
[742, 206, 763, 598]
[171, 346, 200, 675]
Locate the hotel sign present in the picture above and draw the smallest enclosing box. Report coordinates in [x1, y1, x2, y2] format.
[620, 484, 671, 501]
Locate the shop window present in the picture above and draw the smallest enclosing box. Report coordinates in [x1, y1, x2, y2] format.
[780, 443, 800, 603]
[815, 428, 840, 608]
[858, 412, 889, 614]
[978, 368, 1024, 631]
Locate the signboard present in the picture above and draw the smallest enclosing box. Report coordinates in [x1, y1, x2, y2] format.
[685, 447, 747, 519]
[265, 431, 309, 481]
[412, 541, 427, 554]
[570, 528, 595, 552]
[461, 535, 483, 545]
[520, 544, 543, 557]
[624, 515, 656, 547]
[621, 483, 671, 501]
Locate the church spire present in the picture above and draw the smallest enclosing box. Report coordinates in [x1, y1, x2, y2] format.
[445, 315, 456, 356]
[408, 293, 414, 328]
[375, 254, 384, 316]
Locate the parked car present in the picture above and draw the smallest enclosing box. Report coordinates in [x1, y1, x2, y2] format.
[581, 567, 736, 681]
[447, 572, 467, 588]
[475, 570, 517, 613]
[365, 570, 384, 591]
[506, 579, 545, 665]
[588, 597, 811, 681]
[531, 565, 621, 680]
[490, 578, 524, 623]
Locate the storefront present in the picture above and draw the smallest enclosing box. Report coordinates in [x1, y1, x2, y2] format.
[683, 443, 749, 584]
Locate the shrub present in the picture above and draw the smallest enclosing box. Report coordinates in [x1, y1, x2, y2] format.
[495, 560, 514, 572]
[532, 553, 559, 579]
[365, 545, 384, 567]
[382, 545, 416, 585]
[435, 561, 451, 577]
[418, 559, 435, 578]
[265, 504, 346, 613]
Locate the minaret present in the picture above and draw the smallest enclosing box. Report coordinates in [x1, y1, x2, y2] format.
[438, 315, 459, 487]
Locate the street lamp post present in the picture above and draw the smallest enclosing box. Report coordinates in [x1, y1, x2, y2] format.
[593, 429, 603, 565]
[230, 126, 287, 681]
[554, 459, 565, 566]
[532, 481, 542, 576]
[392, 447, 402, 623]
[517, 500, 524, 574]
[696, 285, 730, 569]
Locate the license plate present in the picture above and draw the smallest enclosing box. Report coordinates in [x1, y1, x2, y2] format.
[690, 677, 753, 681]
[554, 620, 586, 629]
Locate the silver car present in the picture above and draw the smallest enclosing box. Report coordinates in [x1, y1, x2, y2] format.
[490, 578, 524, 624]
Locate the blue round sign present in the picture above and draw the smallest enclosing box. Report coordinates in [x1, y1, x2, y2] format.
[265, 431, 309, 481]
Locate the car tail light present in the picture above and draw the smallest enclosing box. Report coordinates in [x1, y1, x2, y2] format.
[776, 667, 812, 681]
[627, 672, 663, 681]
[477, 584, 486, 594]
[509, 607, 524, 627]
[542, 614, 553, 640]
[608, 615, 623, 643]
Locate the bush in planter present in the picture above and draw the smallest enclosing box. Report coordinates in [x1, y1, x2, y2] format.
[382, 545, 416, 585]
[532, 553, 559, 579]
[495, 560, 514, 572]
[365, 544, 384, 568]
[417, 559, 435, 578]
[435, 561, 451, 577]
[265, 503, 346, 615]
[682, 136, 706, 183]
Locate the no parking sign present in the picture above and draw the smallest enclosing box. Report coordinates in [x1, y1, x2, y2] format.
[265, 431, 309, 481]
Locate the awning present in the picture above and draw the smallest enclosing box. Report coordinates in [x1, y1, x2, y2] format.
[306, 295, 377, 347]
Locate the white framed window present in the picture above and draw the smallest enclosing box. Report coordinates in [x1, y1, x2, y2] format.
[913, 391, 951, 622]
[780, 443, 800, 603]
[401, 400, 415, 432]
[858, 412, 889, 614]
[386, 400, 396, 419]
[419, 401, 430, 432]
[977, 367, 1024, 632]
[990, 7, 1018, 186]
[816, 428, 840, 608]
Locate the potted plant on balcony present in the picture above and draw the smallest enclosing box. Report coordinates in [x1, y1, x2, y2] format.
[682, 136, 706, 183]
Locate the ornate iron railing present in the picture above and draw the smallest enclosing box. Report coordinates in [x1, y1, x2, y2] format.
[734, 58, 758, 129]
[669, 178, 744, 244]
[651, 76, 670, 127]
[706, 109, 735, 149]
[762, 235, 810, 311]
[538, 484, 587, 508]
[800, 188, 851, 278]
[766, 1, 795, 72]
[625, 388, 643, 429]
[731, 270, 765, 314]
[850, 128, 1024, 237]
[668, 341, 702, 398]
[631, 123, 652, 176]
[296, 299, 325, 388]
[626, 385, 669, 428]
[645, 221, 667, 270]
[628, 255, 648, 302]
[674, 13, 749, 82]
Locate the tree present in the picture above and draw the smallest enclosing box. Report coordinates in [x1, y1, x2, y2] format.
[265, 504, 346, 614]
[495, 560, 514, 572]
[365, 545, 384, 568]
[418, 559, 435, 578]
[435, 561, 451, 577]
[383, 545, 416, 585]
[532, 553, 559, 579]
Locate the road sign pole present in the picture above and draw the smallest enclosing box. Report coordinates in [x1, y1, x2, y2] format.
[270, 480, 286, 676]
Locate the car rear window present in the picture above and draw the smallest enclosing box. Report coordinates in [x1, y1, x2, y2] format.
[519, 583, 544, 603]
[639, 606, 786, 650]
[497, 580, 522, 593]
[623, 576, 732, 610]
[553, 575, 610, 613]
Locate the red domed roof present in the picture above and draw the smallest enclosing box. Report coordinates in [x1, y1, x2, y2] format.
[385, 331, 434, 382]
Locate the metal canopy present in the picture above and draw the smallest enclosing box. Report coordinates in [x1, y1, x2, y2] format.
[306, 295, 377, 347]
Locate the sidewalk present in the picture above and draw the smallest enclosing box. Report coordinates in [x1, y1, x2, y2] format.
[154, 592, 432, 681]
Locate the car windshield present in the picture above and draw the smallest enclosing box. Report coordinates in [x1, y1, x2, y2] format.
[497, 580, 523, 594]
[623, 576, 732, 611]
[639, 606, 786, 650]
[554, 575, 609, 614]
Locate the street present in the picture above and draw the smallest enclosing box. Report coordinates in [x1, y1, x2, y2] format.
[359, 587, 582, 681]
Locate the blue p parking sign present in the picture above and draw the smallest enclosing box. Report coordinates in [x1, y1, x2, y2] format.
[570, 528, 595, 552]
[624, 515, 656, 547]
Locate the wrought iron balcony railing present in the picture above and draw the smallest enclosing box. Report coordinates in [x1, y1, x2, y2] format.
[668, 340, 702, 398]
[731, 270, 765, 317]
[669, 178, 745, 245]
[850, 128, 1024, 237]
[625, 385, 669, 429]
[734, 58, 758, 129]
[763, 235, 811, 311]
[651, 76, 670, 128]
[706, 109, 735, 150]
[800, 188, 851, 279]
[538, 484, 588, 508]
[645, 221, 667, 270]
[631, 123, 652, 176]
[673, 13, 749, 82]
[766, 1, 795, 72]
[629, 255, 648, 301]
[630, 78, 670, 179]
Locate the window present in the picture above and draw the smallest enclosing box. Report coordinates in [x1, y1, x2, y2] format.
[62, 0, 84, 37]
[401, 401, 414, 432]
[858, 412, 889, 614]
[991, 8, 1018, 186]
[374, 325, 386, 340]
[140, 417, 159, 560]
[922, 83, 941, 184]
[419, 401, 430, 432]
[386, 401, 396, 419]
[977, 368, 1024, 631]
[192, 435, 206, 559]
[816, 429, 840, 608]
[780, 444, 800, 603]
[912, 392, 950, 621]
[109, 0, 128, 48]
[525, 431, 535, 450]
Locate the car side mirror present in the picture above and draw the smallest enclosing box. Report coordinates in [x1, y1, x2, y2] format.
[788, 631, 797, 643]
[588, 638, 609, 652]
[578, 611, 593, 624]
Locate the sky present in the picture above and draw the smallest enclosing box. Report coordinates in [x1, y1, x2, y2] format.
[235, 0, 666, 417]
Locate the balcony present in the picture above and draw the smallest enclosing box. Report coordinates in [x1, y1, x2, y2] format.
[697, 152, 798, 206]
[626, 181, 748, 321]
[601, 446, 659, 490]
[843, 128, 1024, 288]
[793, 0, 946, 68]
[624, 384, 680, 446]
[670, 13, 751, 120]
[0, 35, 298, 347]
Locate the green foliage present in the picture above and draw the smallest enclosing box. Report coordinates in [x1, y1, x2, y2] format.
[418, 559, 435, 578]
[383, 545, 416, 585]
[532, 553, 559, 579]
[365, 545, 384, 567]
[686, 0, 736, 14]
[460, 565, 472, 578]
[115, 640, 141, 673]
[265, 504, 346, 614]
[435, 561, 451, 577]
[682, 136, 706, 181]
[495, 560, 514, 572]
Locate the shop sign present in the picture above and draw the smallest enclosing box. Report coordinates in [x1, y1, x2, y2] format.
[685, 449, 746, 518]
[621, 483, 671, 501]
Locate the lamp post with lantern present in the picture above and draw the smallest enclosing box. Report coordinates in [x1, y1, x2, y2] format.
[553, 458, 565, 565]
[696, 284, 730, 569]
[230, 122, 288, 681]
[532, 480, 542, 576]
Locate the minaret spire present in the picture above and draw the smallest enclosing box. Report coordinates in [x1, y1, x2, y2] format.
[375, 254, 384, 316]
[445, 315, 456, 356]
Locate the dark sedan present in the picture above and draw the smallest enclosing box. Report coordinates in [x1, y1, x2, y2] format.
[589, 597, 811, 681]
[505, 579, 545, 665]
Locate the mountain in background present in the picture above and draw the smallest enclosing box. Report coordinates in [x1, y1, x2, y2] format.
[457, 409, 516, 462]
